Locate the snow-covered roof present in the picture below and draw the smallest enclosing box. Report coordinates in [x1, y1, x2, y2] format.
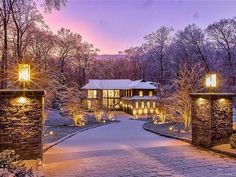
[82, 79, 132, 90]
[82, 79, 157, 90]
[128, 80, 156, 89]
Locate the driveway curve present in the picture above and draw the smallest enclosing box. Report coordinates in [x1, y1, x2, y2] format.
[43, 112, 236, 177]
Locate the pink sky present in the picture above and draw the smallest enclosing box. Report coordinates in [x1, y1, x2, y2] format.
[39, 0, 236, 54]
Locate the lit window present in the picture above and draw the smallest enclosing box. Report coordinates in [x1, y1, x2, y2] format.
[141, 102, 144, 108]
[135, 102, 139, 108]
[153, 102, 156, 108]
[108, 90, 114, 97]
[139, 91, 143, 97]
[103, 90, 107, 97]
[88, 90, 97, 98]
[147, 102, 150, 108]
[149, 91, 153, 96]
[115, 90, 120, 97]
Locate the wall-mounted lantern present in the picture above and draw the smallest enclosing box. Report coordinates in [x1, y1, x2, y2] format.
[18, 64, 31, 82]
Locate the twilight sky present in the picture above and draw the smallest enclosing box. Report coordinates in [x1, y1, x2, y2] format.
[39, 0, 236, 54]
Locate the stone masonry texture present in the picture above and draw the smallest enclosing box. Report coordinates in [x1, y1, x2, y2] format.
[0, 90, 44, 160]
[191, 93, 235, 147]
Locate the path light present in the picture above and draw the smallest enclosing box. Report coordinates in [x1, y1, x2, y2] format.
[18, 64, 31, 82]
[205, 73, 217, 88]
[49, 131, 54, 135]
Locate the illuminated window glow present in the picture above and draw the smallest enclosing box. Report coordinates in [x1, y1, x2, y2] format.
[149, 91, 153, 96]
[139, 91, 143, 97]
[88, 90, 97, 98]
[141, 102, 144, 108]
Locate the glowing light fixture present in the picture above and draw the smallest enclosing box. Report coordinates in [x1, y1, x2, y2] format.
[18, 64, 30, 82]
[49, 131, 54, 135]
[17, 97, 28, 105]
[206, 73, 216, 88]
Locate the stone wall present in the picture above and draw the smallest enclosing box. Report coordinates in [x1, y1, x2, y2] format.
[190, 93, 235, 148]
[0, 90, 44, 160]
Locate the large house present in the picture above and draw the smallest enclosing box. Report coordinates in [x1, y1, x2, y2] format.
[82, 79, 158, 115]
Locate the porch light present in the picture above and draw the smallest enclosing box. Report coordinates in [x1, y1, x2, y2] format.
[205, 73, 216, 88]
[18, 64, 30, 82]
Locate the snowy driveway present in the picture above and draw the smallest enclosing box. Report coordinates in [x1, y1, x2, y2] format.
[43, 112, 236, 177]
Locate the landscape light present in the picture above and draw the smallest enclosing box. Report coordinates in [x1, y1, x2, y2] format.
[18, 64, 30, 82]
[17, 97, 28, 105]
[205, 73, 217, 88]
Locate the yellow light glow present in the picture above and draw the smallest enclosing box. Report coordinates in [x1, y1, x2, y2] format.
[206, 74, 217, 88]
[155, 108, 159, 114]
[144, 108, 148, 114]
[17, 97, 28, 104]
[49, 131, 54, 135]
[133, 109, 137, 115]
[138, 109, 142, 115]
[150, 109, 154, 114]
[18, 64, 30, 81]
[169, 127, 173, 131]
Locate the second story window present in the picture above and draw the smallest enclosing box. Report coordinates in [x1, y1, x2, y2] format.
[88, 90, 97, 98]
[149, 91, 153, 96]
[139, 91, 143, 97]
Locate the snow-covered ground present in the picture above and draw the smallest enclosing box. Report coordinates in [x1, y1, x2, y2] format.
[43, 112, 236, 177]
[45, 110, 73, 126]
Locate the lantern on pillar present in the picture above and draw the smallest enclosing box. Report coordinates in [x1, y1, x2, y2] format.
[205, 73, 217, 88]
[18, 64, 31, 82]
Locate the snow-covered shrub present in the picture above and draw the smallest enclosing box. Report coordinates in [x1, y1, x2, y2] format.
[229, 134, 236, 149]
[0, 150, 33, 177]
[107, 111, 115, 121]
[95, 111, 104, 122]
[169, 63, 205, 131]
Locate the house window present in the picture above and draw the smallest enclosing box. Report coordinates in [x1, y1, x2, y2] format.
[147, 102, 150, 108]
[88, 90, 97, 98]
[141, 102, 144, 108]
[103, 90, 107, 97]
[139, 91, 143, 97]
[135, 102, 139, 108]
[149, 91, 153, 96]
[114, 90, 120, 98]
[153, 102, 156, 108]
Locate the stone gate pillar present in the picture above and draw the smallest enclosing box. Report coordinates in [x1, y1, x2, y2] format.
[190, 93, 235, 148]
[0, 90, 44, 160]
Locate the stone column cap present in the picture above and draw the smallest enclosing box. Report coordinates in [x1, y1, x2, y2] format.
[0, 89, 45, 96]
[190, 93, 236, 98]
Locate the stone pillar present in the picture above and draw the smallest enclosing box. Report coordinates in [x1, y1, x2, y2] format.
[0, 90, 44, 160]
[190, 93, 235, 148]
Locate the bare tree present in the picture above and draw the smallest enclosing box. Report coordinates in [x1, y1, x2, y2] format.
[207, 18, 236, 74]
[143, 26, 173, 85]
[10, 0, 43, 63]
[0, 0, 12, 88]
[171, 63, 205, 131]
[176, 24, 210, 71]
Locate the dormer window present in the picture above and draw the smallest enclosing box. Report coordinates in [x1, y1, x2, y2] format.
[139, 91, 143, 97]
